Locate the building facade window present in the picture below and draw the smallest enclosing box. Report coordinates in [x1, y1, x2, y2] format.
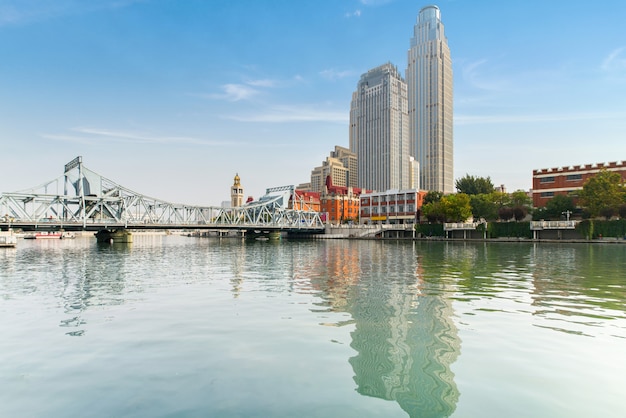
[540, 176, 555, 183]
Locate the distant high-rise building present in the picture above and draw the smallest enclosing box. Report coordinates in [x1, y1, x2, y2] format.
[407, 5, 453, 193]
[310, 146, 357, 193]
[350, 63, 410, 192]
[331, 145, 358, 189]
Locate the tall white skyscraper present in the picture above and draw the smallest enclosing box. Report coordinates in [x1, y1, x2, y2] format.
[350, 63, 410, 192]
[406, 5, 453, 194]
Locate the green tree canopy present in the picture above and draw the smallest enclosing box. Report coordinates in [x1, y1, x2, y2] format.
[422, 193, 472, 223]
[422, 200, 445, 223]
[578, 170, 626, 218]
[469, 194, 498, 221]
[510, 190, 532, 208]
[423, 190, 444, 205]
[544, 194, 576, 220]
[455, 174, 495, 195]
[441, 193, 473, 222]
[491, 191, 511, 208]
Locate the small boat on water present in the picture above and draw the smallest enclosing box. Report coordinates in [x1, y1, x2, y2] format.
[0, 230, 17, 248]
[24, 231, 76, 240]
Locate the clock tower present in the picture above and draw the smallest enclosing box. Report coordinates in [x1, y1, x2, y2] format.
[231, 173, 244, 207]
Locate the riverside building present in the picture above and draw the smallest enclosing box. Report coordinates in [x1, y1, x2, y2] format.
[321, 176, 368, 225]
[350, 63, 411, 192]
[406, 5, 454, 194]
[532, 161, 626, 207]
[359, 189, 427, 225]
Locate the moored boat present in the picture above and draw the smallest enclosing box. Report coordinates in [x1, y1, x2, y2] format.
[23, 231, 76, 239]
[24, 231, 62, 239]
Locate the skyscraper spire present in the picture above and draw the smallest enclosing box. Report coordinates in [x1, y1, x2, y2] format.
[406, 5, 454, 193]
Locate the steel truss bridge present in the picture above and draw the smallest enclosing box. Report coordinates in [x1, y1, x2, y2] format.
[0, 157, 324, 234]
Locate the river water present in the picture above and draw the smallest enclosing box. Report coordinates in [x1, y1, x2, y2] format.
[1, 235, 625, 418]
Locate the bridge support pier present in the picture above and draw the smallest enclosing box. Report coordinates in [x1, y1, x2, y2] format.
[245, 230, 282, 241]
[95, 228, 133, 244]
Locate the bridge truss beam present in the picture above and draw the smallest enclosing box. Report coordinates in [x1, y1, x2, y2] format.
[0, 157, 324, 231]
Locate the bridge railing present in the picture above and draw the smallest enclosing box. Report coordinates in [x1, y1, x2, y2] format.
[530, 220, 578, 230]
[444, 222, 485, 231]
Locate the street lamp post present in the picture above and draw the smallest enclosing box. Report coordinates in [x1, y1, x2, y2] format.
[562, 210, 572, 221]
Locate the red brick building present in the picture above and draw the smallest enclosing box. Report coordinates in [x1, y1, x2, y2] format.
[532, 161, 626, 207]
[290, 190, 321, 212]
[321, 176, 368, 224]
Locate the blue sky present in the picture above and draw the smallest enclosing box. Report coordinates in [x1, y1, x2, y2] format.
[1, 0, 625, 206]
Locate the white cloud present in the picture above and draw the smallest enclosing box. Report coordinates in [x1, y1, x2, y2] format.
[245, 78, 278, 88]
[359, 0, 393, 6]
[460, 59, 512, 93]
[209, 83, 260, 102]
[222, 105, 348, 123]
[319, 68, 356, 80]
[345, 10, 361, 18]
[205, 74, 306, 102]
[42, 127, 234, 146]
[601, 47, 626, 77]
[455, 111, 626, 126]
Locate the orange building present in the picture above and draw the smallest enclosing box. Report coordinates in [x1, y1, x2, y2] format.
[321, 176, 369, 224]
[291, 190, 321, 212]
[532, 161, 626, 207]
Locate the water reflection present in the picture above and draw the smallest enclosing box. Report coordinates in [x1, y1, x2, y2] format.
[59, 242, 129, 334]
[296, 240, 626, 416]
[422, 242, 626, 336]
[299, 241, 460, 418]
[5, 236, 625, 416]
[529, 243, 626, 336]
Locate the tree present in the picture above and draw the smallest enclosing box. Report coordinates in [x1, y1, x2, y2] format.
[423, 190, 443, 205]
[578, 170, 626, 218]
[512, 206, 528, 221]
[599, 206, 616, 220]
[510, 190, 531, 208]
[441, 193, 473, 222]
[422, 194, 472, 223]
[422, 201, 445, 223]
[541, 194, 576, 220]
[498, 206, 514, 221]
[470, 194, 498, 221]
[455, 174, 495, 195]
[491, 191, 511, 208]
